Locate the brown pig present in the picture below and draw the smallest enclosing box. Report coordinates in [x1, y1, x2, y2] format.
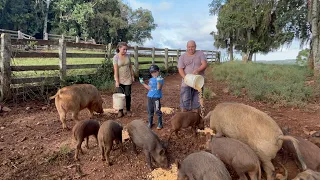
[282, 138, 320, 171]
[72, 119, 100, 161]
[205, 102, 307, 180]
[168, 112, 204, 142]
[206, 135, 261, 180]
[177, 151, 231, 180]
[127, 120, 168, 170]
[292, 169, 320, 180]
[98, 120, 123, 166]
[50, 84, 104, 129]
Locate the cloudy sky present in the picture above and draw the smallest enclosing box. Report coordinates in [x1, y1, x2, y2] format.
[124, 0, 306, 61]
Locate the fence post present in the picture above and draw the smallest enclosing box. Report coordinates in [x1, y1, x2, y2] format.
[17, 30, 23, 39]
[134, 46, 139, 78]
[0, 33, 12, 101]
[176, 49, 180, 64]
[107, 43, 112, 61]
[211, 51, 214, 63]
[76, 36, 80, 43]
[164, 48, 168, 71]
[59, 36, 66, 84]
[151, 47, 155, 65]
[43, 32, 48, 40]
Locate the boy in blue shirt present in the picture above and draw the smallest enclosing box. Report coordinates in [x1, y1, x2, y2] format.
[139, 65, 164, 129]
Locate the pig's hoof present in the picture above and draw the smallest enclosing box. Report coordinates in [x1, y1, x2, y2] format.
[101, 158, 106, 161]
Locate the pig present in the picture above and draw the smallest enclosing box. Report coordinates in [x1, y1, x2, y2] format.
[72, 119, 100, 161]
[127, 120, 168, 170]
[168, 112, 204, 142]
[177, 151, 231, 180]
[204, 102, 306, 180]
[206, 134, 261, 180]
[292, 169, 320, 180]
[50, 84, 104, 130]
[280, 129, 320, 171]
[98, 120, 123, 166]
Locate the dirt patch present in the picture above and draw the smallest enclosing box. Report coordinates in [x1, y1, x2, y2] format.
[0, 67, 320, 179]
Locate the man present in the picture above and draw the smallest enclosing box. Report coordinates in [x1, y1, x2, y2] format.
[177, 40, 208, 112]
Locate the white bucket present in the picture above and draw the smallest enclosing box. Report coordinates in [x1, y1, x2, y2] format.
[112, 93, 125, 110]
[184, 74, 204, 91]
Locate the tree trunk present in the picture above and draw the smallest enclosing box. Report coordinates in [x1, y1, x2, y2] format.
[311, 0, 320, 76]
[230, 39, 234, 61]
[245, 29, 251, 63]
[308, 40, 314, 70]
[43, 0, 51, 40]
[248, 51, 253, 62]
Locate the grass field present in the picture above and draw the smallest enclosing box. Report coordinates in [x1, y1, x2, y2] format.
[11, 56, 176, 78]
[212, 61, 317, 106]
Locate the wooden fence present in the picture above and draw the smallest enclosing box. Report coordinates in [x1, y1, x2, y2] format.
[0, 29, 35, 40]
[0, 33, 220, 101]
[45, 33, 96, 44]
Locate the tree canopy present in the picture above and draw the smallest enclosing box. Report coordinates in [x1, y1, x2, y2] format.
[0, 0, 157, 45]
[209, 0, 317, 65]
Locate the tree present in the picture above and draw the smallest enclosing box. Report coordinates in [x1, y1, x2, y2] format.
[34, 0, 52, 39]
[209, 0, 278, 62]
[0, 0, 43, 36]
[86, 0, 156, 45]
[254, 0, 319, 75]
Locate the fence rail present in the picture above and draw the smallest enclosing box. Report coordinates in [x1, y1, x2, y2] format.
[0, 29, 35, 40]
[0, 33, 220, 101]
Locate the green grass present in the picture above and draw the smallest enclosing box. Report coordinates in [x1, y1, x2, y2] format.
[212, 61, 314, 106]
[11, 56, 175, 78]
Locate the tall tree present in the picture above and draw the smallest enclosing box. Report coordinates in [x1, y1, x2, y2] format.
[210, 0, 278, 62]
[0, 0, 43, 36]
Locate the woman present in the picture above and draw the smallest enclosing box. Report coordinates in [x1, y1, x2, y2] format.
[113, 42, 135, 117]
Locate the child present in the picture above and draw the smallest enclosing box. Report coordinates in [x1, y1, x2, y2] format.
[139, 65, 164, 129]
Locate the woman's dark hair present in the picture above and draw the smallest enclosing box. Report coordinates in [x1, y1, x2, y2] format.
[116, 42, 128, 53]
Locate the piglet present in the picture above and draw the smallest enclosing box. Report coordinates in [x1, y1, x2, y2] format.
[98, 120, 123, 166]
[282, 136, 320, 171]
[127, 120, 168, 170]
[282, 127, 320, 171]
[206, 135, 261, 180]
[72, 119, 100, 160]
[177, 151, 231, 180]
[168, 112, 204, 142]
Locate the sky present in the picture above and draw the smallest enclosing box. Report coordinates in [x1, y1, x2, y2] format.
[124, 0, 306, 61]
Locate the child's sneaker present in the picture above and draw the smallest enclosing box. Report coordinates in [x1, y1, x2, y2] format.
[156, 126, 163, 130]
[147, 123, 153, 128]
